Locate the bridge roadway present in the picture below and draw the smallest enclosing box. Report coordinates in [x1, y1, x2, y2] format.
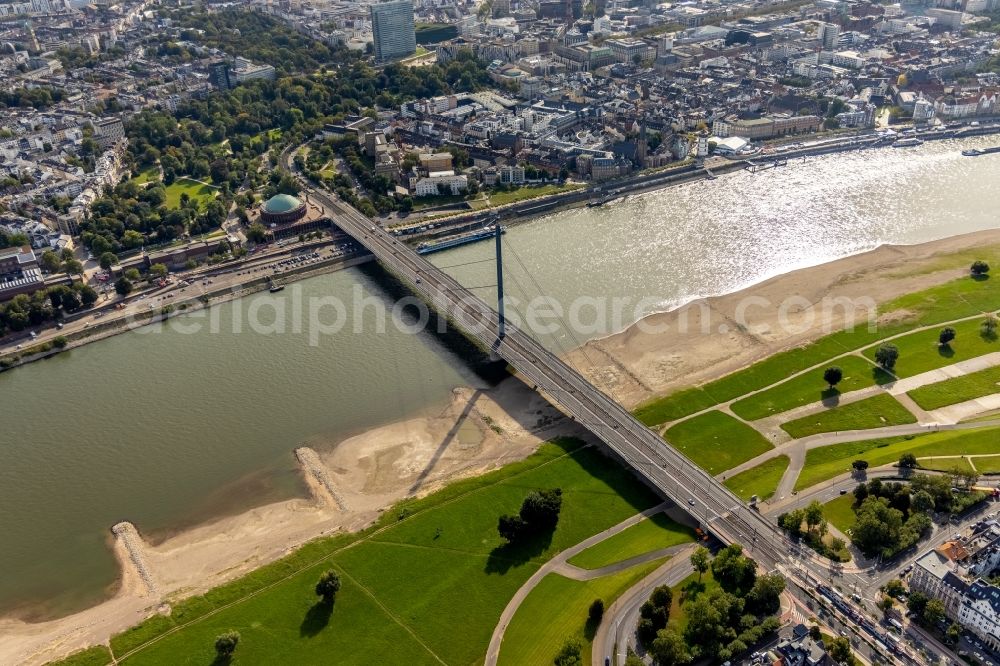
[305, 187, 791, 564]
[295, 179, 911, 664]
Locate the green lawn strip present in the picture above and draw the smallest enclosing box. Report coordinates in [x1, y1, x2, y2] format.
[566, 513, 694, 570]
[488, 183, 582, 207]
[780, 394, 916, 439]
[908, 364, 1000, 410]
[52, 646, 113, 666]
[731, 356, 891, 421]
[794, 427, 1000, 491]
[498, 560, 664, 666]
[863, 318, 1000, 378]
[972, 454, 1000, 474]
[164, 178, 218, 210]
[916, 457, 977, 474]
[104, 439, 665, 664]
[823, 494, 858, 535]
[633, 271, 1000, 426]
[723, 456, 790, 502]
[664, 411, 773, 475]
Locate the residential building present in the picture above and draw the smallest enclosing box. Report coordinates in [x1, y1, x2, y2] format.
[371, 0, 416, 63]
[414, 171, 467, 195]
[818, 22, 840, 50]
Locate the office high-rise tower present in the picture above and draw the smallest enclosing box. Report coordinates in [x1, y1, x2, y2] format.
[371, 0, 416, 63]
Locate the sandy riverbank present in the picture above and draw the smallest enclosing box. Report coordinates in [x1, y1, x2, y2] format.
[566, 228, 1000, 410]
[4, 227, 1000, 664]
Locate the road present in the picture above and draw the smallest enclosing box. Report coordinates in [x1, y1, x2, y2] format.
[283, 152, 917, 665]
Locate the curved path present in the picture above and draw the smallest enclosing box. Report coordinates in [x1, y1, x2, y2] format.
[484, 501, 675, 666]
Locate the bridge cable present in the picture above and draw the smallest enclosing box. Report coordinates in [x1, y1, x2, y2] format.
[500, 237, 625, 407]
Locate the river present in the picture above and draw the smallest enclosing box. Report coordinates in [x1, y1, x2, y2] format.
[2, 136, 1000, 620]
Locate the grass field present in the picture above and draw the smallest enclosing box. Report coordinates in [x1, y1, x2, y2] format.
[916, 456, 977, 474]
[488, 183, 583, 207]
[498, 559, 664, 666]
[633, 268, 1000, 426]
[823, 494, 858, 535]
[731, 356, 893, 421]
[664, 411, 773, 475]
[780, 394, 916, 439]
[972, 454, 1000, 474]
[723, 456, 790, 501]
[163, 178, 218, 210]
[84, 440, 664, 666]
[567, 513, 694, 570]
[862, 317, 1000, 378]
[55, 646, 113, 666]
[131, 166, 159, 185]
[794, 427, 1000, 491]
[908, 364, 1000, 411]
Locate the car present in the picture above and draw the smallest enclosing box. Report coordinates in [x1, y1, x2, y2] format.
[688, 498, 696, 506]
[840, 489, 848, 495]
[415, 277, 422, 284]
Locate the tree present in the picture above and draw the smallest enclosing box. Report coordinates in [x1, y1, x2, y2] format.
[853, 483, 869, 503]
[638, 584, 673, 643]
[99, 252, 118, 270]
[971, 260, 990, 276]
[883, 579, 905, 598]
[40, 250, 62, 273]
[554, 637, 583, 666]
[912, 489, 935, 514]
[804, 501, 825, 534]
[907, 591, 928, 618]
[497, 514, 527, 542]
[63, 259, 84, 278]
[946, 622, 961, 645]
[246, 223, 268, 243]
[711, 544, 756, 594]
[875, 343, 899, 371]
[808, 624, 822, 640]
[315, 569, 341, 604]
[899, 453, 917, 469]
[149, 263, 168, 278]
[923, 598, 946, 626]
[939, 327, 956, 346]
[827, 636, 853, 665]
[878, 595, 894, 614]
[823, 366, 843, 389]
[114, 277, 133, 295]
[649, 628, 691, 666]
[214, 631, 240, 660]
[124, 268, 141, 282]
[983, 315, 998, 340]
[588, 598, 604, 624]
[79, 285, 98, 306]
[690, 546, 710, 582]
[852, 460, 869, 472]
[747, 573, 785, 615]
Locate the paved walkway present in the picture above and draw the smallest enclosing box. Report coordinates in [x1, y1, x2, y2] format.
[484, 502, 672, 666]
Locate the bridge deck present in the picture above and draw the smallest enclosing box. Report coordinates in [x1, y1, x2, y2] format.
[303, 186, 792, 567]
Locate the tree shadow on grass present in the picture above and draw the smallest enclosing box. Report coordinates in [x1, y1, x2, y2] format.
[210, 656, 233, 666]
[584, 614, 600, 641]
[300, 599, 335, 637]
[972, 273, 991, 282]
[873, 367, 896, 387]
[484, 529, 554, 575]
[821, 388, 841, 407]
[938, 344, 955, 359]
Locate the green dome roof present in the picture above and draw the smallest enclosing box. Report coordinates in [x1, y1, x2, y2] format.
[263, 194, 303, 214]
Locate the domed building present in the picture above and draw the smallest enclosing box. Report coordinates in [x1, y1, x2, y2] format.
[261, 193, 306, 225]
